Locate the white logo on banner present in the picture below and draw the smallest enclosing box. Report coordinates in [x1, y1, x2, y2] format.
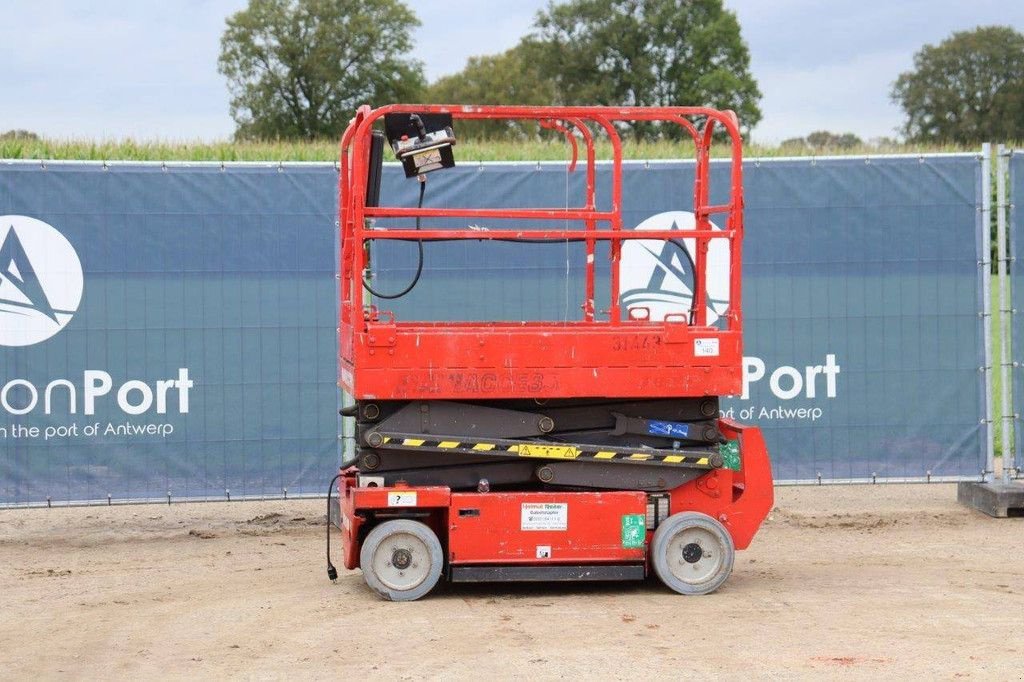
[619, 211, 840, 423]
[0, 215, 83, 347]
[619, 210, 730, 324]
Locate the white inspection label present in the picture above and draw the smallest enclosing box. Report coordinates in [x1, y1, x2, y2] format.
[521, 502, 568, 531]
[387, 491, 417, 507]
[694, 338, 720, 357]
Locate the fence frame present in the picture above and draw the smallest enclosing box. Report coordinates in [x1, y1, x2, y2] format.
[1009, 149, 1023, 480]
[995, 145, 1014, 482]
[0, 152, 997, 505]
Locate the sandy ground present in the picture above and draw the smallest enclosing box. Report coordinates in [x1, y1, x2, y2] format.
[0, 484, 1021, 680]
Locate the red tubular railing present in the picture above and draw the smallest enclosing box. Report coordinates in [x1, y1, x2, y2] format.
[339, 104, 744, 336]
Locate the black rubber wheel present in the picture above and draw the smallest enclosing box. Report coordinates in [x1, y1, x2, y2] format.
[651, 511, 735, 595]
[359, 519, 444, 601]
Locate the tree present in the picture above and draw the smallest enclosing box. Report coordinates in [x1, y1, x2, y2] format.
[805, 131, 863, 150]
[426, 45, 557, 138]
[0, 130, 39, 141]
[218, 0, 425, 140]
[778, 136, 809, 151]
[891, 26, 1024, 144]
[528, 0, 761, 138]
[779, 131, 863, 152]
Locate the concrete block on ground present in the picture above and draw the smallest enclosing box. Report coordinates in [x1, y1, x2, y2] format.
[957, 480, 1024, 518]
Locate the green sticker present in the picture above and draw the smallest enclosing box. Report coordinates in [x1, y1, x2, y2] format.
[621, 514, 646, 549]
[719, 440, 741, 471]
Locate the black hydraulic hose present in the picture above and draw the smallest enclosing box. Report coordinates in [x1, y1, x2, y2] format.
[362, 179, 426, 300]
[326, 472, 342, 581]
[668, 238, 699, 324]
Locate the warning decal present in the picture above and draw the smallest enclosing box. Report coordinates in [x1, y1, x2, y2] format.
[521, 502, 568, 531]
[517, 444, 580, 460]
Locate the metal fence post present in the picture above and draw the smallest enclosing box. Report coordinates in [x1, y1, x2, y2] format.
[996, 145, 1014, 483]
[981, 143, 995, 482]
[1007, 148, 1021, 480]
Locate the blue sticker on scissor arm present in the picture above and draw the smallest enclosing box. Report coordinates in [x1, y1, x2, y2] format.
[647, 420, 690, 438]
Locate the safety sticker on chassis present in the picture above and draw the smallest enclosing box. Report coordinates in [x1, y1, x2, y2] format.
[719, 440, 741, 471]
[621, 514, 646, 548]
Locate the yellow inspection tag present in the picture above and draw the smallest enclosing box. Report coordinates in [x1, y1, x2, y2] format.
[517, 444, 581, 460]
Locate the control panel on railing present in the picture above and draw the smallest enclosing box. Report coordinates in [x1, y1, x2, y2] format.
[383, 113, 457, 178]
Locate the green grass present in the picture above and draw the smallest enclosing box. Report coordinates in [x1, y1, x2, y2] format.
[0, 136, 979, 163]
[991, 275, 1015, 461]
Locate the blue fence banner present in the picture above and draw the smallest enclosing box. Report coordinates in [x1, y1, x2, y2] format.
[373, 156, 984, 483]
[0, 163, 339, 505]
[0, 155, 984, 505]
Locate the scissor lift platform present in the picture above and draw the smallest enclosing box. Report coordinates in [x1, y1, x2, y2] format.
[328, 104, 774, 600]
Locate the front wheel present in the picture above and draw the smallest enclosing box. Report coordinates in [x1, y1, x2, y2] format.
[359, 519, 444, 601]
[651, 511, 735, 595]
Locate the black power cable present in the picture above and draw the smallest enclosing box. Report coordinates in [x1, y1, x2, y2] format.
[326, 472, 342, 581]
[362, 178, 426, 300]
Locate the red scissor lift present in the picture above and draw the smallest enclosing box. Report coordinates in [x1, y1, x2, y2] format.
[331, 104, 773, 600]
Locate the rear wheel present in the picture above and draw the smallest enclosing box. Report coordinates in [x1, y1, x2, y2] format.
[359, 519, 443, 601]
[651, 511, 735, 595]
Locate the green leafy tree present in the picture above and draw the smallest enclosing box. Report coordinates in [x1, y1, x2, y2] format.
[218, 0, 425, 139]
[891, 26, 1024, 143]
[780, 131, 863, 152]
[528, 0, 761, 138]
[426, 45, 557, 137]
[805, 131, 863, 150]
[0, 130, 39, 141]
[779, 136, 808, 151]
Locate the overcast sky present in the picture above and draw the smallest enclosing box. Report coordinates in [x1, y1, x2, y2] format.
[2, 0, 1022, 143]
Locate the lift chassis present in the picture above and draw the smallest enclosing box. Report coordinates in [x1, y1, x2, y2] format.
[331, 104, 774, 600]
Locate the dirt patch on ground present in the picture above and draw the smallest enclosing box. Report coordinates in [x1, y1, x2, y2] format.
[1, 484, 1021, 679]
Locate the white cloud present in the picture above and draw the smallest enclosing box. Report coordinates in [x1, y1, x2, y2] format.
[1, 0, 246, 139]
[727, 0, 1024, 141]
[410, 0, 545, 80]
[749, 50, 912, 143]
[0, 0, 1021, 141]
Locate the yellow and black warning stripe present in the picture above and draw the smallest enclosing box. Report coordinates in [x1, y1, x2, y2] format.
[370, 433, 718, 469]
